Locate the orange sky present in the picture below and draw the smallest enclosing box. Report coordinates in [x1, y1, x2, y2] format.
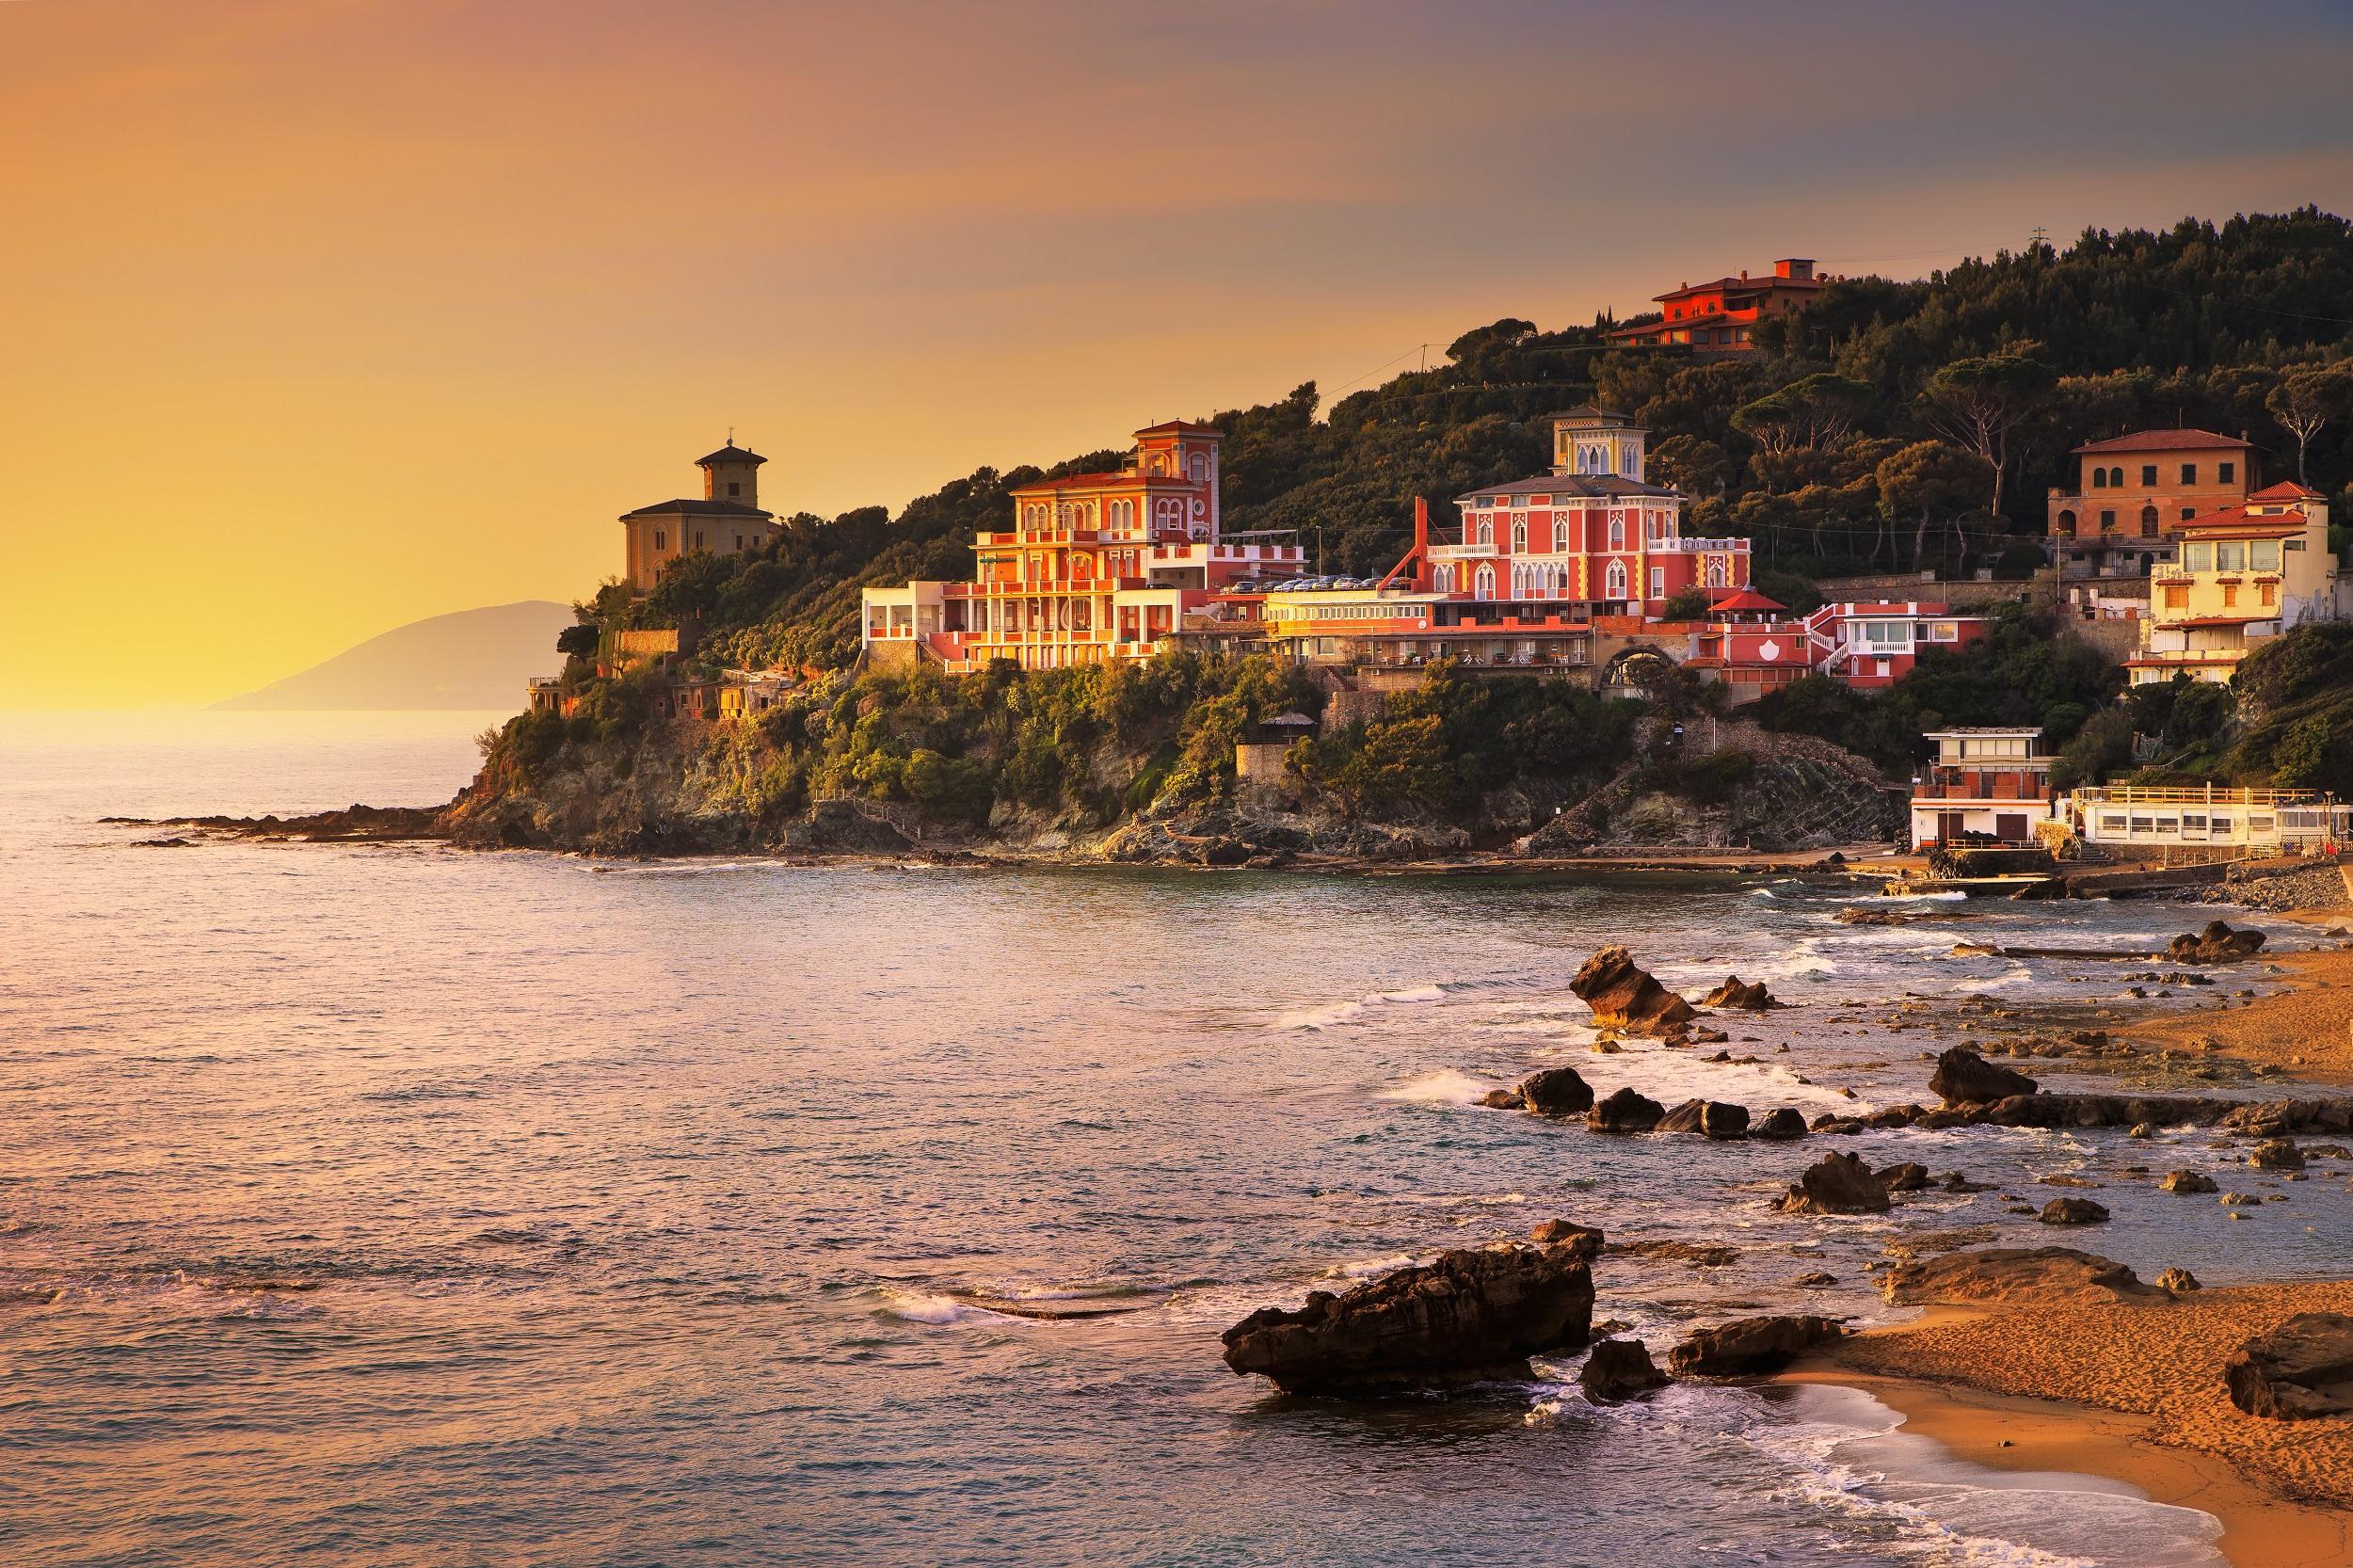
[5, 0, 2351, 707]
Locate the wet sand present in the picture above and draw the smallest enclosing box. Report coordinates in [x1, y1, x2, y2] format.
[1789, 1267, 2353, 1566]
[1784, 1367, 2353, 1568]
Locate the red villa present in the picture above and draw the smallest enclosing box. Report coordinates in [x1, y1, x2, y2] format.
[1604, 259, 1830, 352]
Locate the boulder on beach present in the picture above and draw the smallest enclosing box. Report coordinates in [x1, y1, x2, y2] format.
[1220, 1245, 1595, 1395]
[1666, 1315, 1843, 1377]
[2224, 1313, 2353, 1418]
[1881, 1247, 2156, 1306]
[2169, 920, 2266, 966]
[1586, 1086, 1667, 1135]
[1571, 947, 1697, 1037]
[2157, 1267, 2201, 1294]
[1753, 1108, 1808, 1141]
[2040, 1196, 2110, 1225]
[2160, 1170, 2219, 1194]
[1699, 975, 1783, 1012]
[1517, 1066, 1594, 1118]
[1929, 1047, 2038, 1107]
[1578, 1337, 1669, 1401]
[1775, 1150, 1891, 1215]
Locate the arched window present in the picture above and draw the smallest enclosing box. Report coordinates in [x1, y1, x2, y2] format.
[1552, 519, 1568, 552]
[1476, 517, 1493, 547]
[1511, 517, 1528, 553]
[1188, 454, 1208, 482]
[1609, 517, 1625, 551]
[2140, 505, 2159, 537]
[1433, 564, 1453, 594]
[2109, 467, 2124, 488]
[1706, 558, 1728, 587]
[1474, 564, 1497, 600]
[2090, 468, 2106, 489]
[2057, 509, 2076, 537]
[1625, 449, 1641, 481]
[1605, 560, 1628, 600]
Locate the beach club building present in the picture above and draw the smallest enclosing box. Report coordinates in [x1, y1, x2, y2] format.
[2066, 784, 2353, 856]
[1907, 728, 2060, 850]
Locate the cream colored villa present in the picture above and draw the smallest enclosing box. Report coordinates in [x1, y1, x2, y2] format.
[619, 442, 781, 593]
[2129, 483, 2343, 685]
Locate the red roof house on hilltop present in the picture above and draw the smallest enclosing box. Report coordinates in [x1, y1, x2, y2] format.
[1604, 259, 1829, 352]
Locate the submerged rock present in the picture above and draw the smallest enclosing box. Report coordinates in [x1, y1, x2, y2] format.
[1220, 1246, 1595, 1395]
[1517, 1066, 1594, 1118]
[1658, 1098, 1750, 1139]
[1571, 947, 1697, 1037]
[1877, 1161, 1931, 1193]
[1775, 1151, 1890, 1215]
[1667, 1315, 1843, 1377]
[1929, 1047, 2038, 1107]
[2224, 1314, 2353, 1418]
[1529, 1220, 1604, 1259]
[2160, 1169, 2219, 1194]
[1699, 975, 1783, 1011]
[1578, 1337, 1669, 1401]
[1587, 1086, 1667, 1135]
[2039, 1197, 2110, 1225]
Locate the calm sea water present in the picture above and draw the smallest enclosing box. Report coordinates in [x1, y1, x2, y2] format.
[4, 711, 2334, 1567]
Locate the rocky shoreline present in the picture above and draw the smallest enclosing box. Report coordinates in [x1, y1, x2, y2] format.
[1202, 923, 2353, 1566]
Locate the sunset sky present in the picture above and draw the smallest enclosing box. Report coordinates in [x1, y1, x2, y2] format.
[6, 0, 2352, 708]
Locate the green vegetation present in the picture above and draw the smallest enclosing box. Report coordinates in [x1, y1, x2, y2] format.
[1286, 663, 1636, 819]
[1749, 603, 2123, 776]
[563, 210, 2353, 678]
[2205, 624, 2353, 794]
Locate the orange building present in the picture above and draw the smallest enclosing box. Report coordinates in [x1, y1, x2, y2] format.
[2045, 428, 2253, 578]
[860, 422, 1305, 670]
[620, 442, 782, 592]
[1603, 259, 1828, 351]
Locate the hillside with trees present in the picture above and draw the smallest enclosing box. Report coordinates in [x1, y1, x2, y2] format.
[588, 207, 2353, 673]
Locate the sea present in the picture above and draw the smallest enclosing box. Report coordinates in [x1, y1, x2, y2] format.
[4, 710, 2342, 1567]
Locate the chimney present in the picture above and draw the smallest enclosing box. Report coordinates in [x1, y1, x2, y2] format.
[1775, 258, 1816, 281]
[1740, 268, 1749, 281]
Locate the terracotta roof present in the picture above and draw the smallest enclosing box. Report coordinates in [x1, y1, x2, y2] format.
[2178, 506, 2306, 536]
[696, 442, 766, 467]
[1457, 475, 1680, 502]
[1011, 470, 1166, 493]
[2071, 428, 2251, 455]
[619, 498, 775, 520]
[1709, 588, 1786, 612]
[2249, 480, 2325, 502]
[1550, 405, 1635, 424]
[1652, 274, 1826, 303]
[1134, 420, 1222, 437]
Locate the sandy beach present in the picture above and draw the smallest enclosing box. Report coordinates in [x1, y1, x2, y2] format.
[2135, 943, 2353, 1084]
[1791, 909, 2353, 1568]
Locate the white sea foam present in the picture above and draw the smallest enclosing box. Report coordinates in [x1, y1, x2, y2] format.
[881, 1288, 997, 1325]
[1279, 981, 1449, 1031]
[1950, 962, 2036, 995]
[1378, 1069, 1493, 1106]
[1750, 1385, 2224, 1568]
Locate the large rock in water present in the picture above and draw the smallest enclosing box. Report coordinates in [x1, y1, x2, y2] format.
[1586, 1086, 1666, 1135]
[1667, 1315, 1843, 1376]
[2169, 920, 2266, 966]
[1774, 1151, 1890, 1214]
[1221, 1246, 1594, 1395]
[2040, 1196, 2110, 1226]
[1882, 1247, 2158, 1306]
[1929, 1048, 2038, 1106]
[1753, 1107, 1809, 1141]
[2224, 1314, 2353, 1418]
[1578, 1337, 1669, 1401]
[1699, 975, 1783, 1011]
[1571, 947, 1697, 1036]
[1517, 1066, 1594, 1117]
